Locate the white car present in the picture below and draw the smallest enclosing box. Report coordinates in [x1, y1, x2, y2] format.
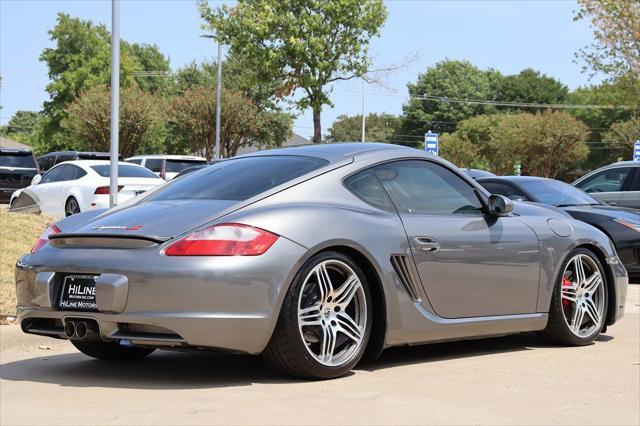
[10, 160, 165, 217]
[125, 155, 208, 181]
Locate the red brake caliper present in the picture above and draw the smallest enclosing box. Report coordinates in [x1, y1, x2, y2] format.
[562, 273, 572, 309]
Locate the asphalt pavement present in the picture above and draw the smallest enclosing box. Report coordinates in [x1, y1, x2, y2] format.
[1, 285, 638, 425]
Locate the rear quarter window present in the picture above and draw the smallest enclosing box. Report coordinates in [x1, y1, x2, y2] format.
[148, 156, 328, 202]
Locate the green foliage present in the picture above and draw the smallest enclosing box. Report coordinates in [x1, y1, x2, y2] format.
[61, 85, 167, 158]
[129, 43, 172, 94]
[171, 85, 287, 159]
[199, 0, 388, 143]
[0, 111, 43, 143]
[326, 113, 400, 143]
[602, 118, 640, 162]
[36, 13, 171, 153]
[397, 60, 501, 144]
[441, 111, 590, 179]
[497, 68, 569, 105]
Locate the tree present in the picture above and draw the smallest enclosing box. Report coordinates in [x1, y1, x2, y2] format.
[326, 113, 400, 143]
[396, 60, 502, 146]
[38, 13, 171, 150]
[497, 68, 569, 105]
[0, 111, 43, 143]
[129, 43, 172, 94]
[199, 0, 388, 143]
[61, 85, 167, 158]
[171, 85, 266, 159]
[575, 0, 640, 113]
[602, 118, 640, 162]
[440, 112, 590, 179]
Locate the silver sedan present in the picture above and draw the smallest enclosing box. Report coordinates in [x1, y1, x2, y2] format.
[16, 143, 628, 379]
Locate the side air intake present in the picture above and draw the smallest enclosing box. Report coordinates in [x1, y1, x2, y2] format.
[390, 255, 422, 302]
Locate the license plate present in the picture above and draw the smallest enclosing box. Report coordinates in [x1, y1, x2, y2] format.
[59, 275, 98, 311]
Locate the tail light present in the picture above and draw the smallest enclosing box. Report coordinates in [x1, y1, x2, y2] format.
[95, 185, 123, 194]
[32, 224, 61, 253]
[163, 223, 279, 256]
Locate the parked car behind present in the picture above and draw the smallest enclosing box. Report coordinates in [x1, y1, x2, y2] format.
[573, 161, 639, 209]
[477, 176, 640, 282]
[125, 155, 208, 181]
[10, 160, 165, 217]
[37, 151, 122, 173]
[1, 148, 39, 204]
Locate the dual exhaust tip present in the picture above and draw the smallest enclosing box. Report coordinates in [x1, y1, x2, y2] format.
[64, 319, 100, 341]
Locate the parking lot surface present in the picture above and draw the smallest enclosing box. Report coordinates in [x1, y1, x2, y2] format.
[1, 285, 638, 426]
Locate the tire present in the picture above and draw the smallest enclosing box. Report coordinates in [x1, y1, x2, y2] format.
[65, 197, 81, 217]
[71, 340, 155, 361]
[264, 251, 373, 379]
[538, 248, 608, 346]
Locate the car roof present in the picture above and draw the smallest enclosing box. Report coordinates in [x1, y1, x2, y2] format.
[50, 160, 142, 168]
[235, 142, 420, 162]
[0, 148, 32, 154]
[39, 151, 113, 157]
[126, 155, 207, 160]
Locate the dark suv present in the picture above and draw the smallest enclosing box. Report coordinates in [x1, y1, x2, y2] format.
[0, 149, 39, 203]
[37, 151, 122, 172]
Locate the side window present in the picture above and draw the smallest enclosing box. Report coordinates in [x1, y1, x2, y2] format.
[127, 159, 142, 165]
[576, 167, 632, 193]
[344, 171, 394, 210]
[70, 165, 87, 180]
[40, 166, 64, 184]
[38, 156, 54, 172]
[144, 159, 162, 173]
[632, 168, 640, 191]
[480, 182, 527, 201]
[373, 160, 483, 215]
[55, 165, 76, 182]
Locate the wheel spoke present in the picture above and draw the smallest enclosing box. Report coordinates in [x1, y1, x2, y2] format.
[315, 264, 334, 303]
[336, 312, 363, 344]
[583, 272, 602, 294]
[561, 285, 578, 302]
[574, 257, 586, 287]
[583, 298, 601, 326]
[333, 274, 361, 307]
[299, 304, 322, 326]
[570, 306, 585, 333]
[320, 325, 337, 363]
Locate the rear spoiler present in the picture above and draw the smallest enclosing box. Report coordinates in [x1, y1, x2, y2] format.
[49, 233, 170, 249]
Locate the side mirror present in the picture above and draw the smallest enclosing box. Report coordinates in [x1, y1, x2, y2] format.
[31, 174, 42, 186]
[488, 194, 514, 216]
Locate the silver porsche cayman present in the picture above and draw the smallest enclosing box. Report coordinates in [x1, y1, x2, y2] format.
[16, 143, 628, 379]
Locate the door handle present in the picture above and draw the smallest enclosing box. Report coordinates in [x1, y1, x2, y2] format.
[413, 237, 440, 252]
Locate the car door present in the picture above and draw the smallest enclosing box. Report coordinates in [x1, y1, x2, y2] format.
[618, 167, 639, 209]
[574, 166, 635, 207]
[33, 164, 76, 216]
[373, 160, 540, 318]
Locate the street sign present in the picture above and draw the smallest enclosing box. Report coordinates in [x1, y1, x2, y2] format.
[424, 131, 439, 156]
[634, 140, 640, 161]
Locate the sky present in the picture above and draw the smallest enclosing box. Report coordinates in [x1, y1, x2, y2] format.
[0, 0, 597, 141]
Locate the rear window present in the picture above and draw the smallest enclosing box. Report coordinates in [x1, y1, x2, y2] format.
[0, 152, 36, 168]
[148, 156, 328, 202]
[166, 159, 208, 173]
[90, 164, 160, 178]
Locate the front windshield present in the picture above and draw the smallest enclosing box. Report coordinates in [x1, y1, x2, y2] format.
[521, 180, 601, 207]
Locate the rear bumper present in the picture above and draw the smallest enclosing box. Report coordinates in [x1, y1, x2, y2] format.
[15, 236, 307, 354]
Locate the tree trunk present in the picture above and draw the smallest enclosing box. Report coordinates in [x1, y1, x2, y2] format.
[312, 106, 322, 143]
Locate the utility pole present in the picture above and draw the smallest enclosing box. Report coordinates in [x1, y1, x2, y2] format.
[109, 0, 120, 208]
[200, 34, 223, 160]
[361, 78, 366, 142]
[215, 42, 222, 159]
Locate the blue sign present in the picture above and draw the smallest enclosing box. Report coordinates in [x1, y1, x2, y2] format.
[634, 140, 640, 162]
[424, 131, 439, 156]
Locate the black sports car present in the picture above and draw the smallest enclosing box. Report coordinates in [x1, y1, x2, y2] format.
[477, 176, 640, 282]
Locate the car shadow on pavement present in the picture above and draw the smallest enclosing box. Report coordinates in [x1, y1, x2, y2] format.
[0, 332, 614, 389]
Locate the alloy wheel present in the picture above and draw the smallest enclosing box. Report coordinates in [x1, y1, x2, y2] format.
[560, 254, 605, 338]
[297, 259, 367, 367]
